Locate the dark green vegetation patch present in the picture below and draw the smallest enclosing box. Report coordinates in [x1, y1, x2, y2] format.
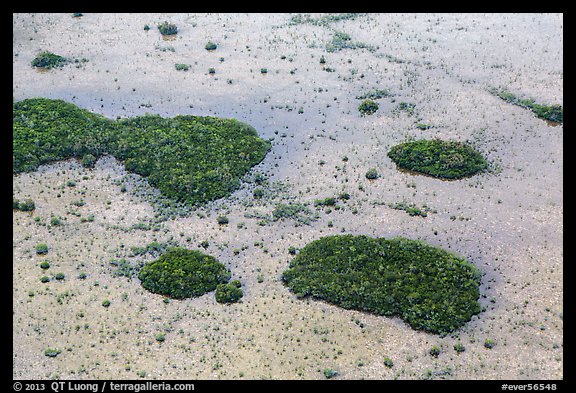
[138, 248, 231, 299]
[490, 87, 563, 124]
[387, 139, 488, 180]
[13, 98, 270, 206]
[31, 51, 67, 69]
[281, 235, 482, 335]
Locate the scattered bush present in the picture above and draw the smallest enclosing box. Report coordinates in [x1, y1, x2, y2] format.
[158, 21, 178, 35]
[358, 99, 379, 116]
[490, 87, 563, 123]
[365, 168, 379, 179]
[13, 198, 35, 211]
[282, 235, 482, 335]
[215, 282, 243, 303]
[205, 41, 217, 51]
[383, 357, 394, 368]
[272, 202, 315, 225]
[323, 368, 338, 379]
[40, 261, 50, 269]
[35, 243, 49, 255]
[217, 215, 229, 225]
[430, 346, 441, 357]
[454, 342, 466, 353]
[484, 339, 496, 349]
[387, 139, 488, 180]
[356, 88, 391, 100]
[102, 299, 111, 308]
[31, 51, 67, 69]
[44, 348, 61, 357]
[175, 63, 190, 71]
[138, 248, 231, 299]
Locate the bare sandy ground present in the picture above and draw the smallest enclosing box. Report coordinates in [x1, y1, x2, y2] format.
[13, 13, 562, 380]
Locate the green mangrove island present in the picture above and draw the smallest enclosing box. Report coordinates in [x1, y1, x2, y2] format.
[13, 98, 271, 206]
[282, 234, 482, 335]
[387, 139, 488, 180]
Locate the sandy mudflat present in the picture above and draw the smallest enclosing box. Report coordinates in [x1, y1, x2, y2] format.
[13, 13, 562, 380]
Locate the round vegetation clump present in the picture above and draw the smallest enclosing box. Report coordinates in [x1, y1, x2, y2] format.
[215, 282, 243, 304]
[138, 248, 231, 299]
[157, 21, 178, 35]
[13, 98, 270, 206]
[358, 99, 379, 116]
[387, 139, 488, 180]
[281, 235, 482, 335]
[31, 51, 67, 69]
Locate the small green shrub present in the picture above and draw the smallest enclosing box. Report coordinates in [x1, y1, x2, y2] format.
[40, 261, 50, 269]
[205, 41, 217, 51]
[358, 99, 379, 116]
[175, 63, 190, 71]
[217, 215, 229, 225]
[102, 299, 111, 308]
[215, 282, 243, 304]
[260, 68, 268, 74]
[31, 51, 67, 69]
[387, 139, 488, 180]
[323, 368, 338, 379]
[138, 248, 231, 299]
[429, 346, 441, 357]
[40, 276, 50, 283]
[35, 243, 49, 255]
[44, 348, 61, 357]
[158, 21, 178, 35]
[484, 339, 495, 349]
[454, 342, 466, 353]
[253, 187, 265, 198]
[54, 272, 65, 280]
[383, 357, 394, 368]
[13, 198, 35, 211]
[365, 168, 379, 180]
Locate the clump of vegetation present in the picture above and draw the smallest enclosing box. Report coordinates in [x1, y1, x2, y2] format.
[289, 13, 362, 27]
[175, 63, 190, 71]
[429, 345, 441, 357]
[31, 51, 67, 69]
[323, 368, 338, 379]
[205, 41, 217, 51]
[13, 98, 271, 206]
[395, 102, 416, 116]
[44, 348, 61, 357]
[272, 202, 316, 225]
[358, 99, 379, 116]
[158, 21, 178, 35]
[35, 243, 49, 255]
[138, 248, 231, 299]
[489, 87, 563, 123]
[387, 139, 488, 180]
[215, 280, 243, 303]
[356, 88, 392, 100]
[383, 357, 394, 368]
[326, 31, 374, 52]
[13, 197, 35, 211]
[365, 167, 380, 180]
[484, 339, 496, 349]
[389, 201, 433, 217]
[282, 235, 482, 335]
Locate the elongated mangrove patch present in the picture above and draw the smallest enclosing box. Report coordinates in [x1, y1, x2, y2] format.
[13, 98, 271, 206]
[282, 234, 482, 335]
